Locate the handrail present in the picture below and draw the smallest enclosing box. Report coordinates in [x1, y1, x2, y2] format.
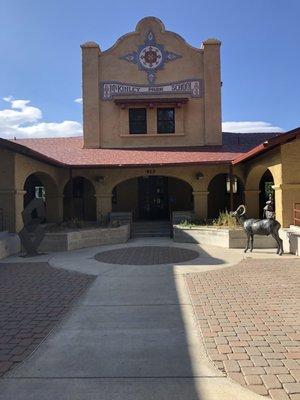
[0, 208, 3, 231]
[169, 203, 173, 238]
[293, 203, 300, 226]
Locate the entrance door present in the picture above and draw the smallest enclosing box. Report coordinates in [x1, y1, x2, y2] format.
[138, 176, 169, 220]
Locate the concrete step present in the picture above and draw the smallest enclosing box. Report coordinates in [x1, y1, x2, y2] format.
[132, 220, 171, 238]
[132, 232, 171, 238]
[133, 223, 170, 228]
[133, 228, 170, 232]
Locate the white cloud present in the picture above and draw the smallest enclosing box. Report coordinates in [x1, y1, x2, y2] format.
[222, 121, 284, 133]
[0, 97, 82, 139]
[74, 97, 83, 104]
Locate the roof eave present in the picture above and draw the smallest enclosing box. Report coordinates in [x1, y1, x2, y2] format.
[0, 138, 66, 168]
[232, 127, 300, 165]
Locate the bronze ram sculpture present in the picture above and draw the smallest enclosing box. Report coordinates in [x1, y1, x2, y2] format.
[231, 205, 283, 255]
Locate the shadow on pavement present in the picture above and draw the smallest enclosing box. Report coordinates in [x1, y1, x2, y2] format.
[0, 244, 226, 400]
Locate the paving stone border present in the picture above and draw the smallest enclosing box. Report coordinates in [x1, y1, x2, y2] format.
[0, 262, 95, 377]
[186, 258, 300, 400]
[95, 246, 199, 265]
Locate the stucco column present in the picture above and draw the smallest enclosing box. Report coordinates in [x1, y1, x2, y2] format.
[203, 38, 222, 145]
[193, 191, 209, 221]
[0, 190, 17, 232]
[244, 190, 260, 218]
[272, 185, 283, 227]
[274, 183, 300, 228]
[95, 193, 112, 221]
[81, 41, 101, 148]
[15, 189, 26, 232]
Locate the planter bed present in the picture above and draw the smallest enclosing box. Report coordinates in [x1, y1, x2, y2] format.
[38, 224, 130, 252]
[0, 231, 20, 259]
[173, 225, 277, 248]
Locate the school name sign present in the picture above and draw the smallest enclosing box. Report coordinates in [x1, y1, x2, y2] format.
[100, 79, 203, 100]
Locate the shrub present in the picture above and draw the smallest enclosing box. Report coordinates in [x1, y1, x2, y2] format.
[177, 218, 206, 228]
[212, 210, 237, 229]
[177, 211, 237, 229]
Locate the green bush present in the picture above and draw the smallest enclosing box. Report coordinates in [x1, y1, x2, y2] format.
[177, 218, 206, 228]
[177, 211, 237, 229]
[212, 210, 237, 229]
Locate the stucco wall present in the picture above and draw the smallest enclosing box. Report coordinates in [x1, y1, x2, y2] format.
[5, 143, 298, 232]
[281, 138, 300, 227]
[82, 17, 222, 149]
[243, 140, 300, 228]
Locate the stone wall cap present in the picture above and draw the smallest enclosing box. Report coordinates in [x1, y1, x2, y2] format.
[81, 41, 100, 49]
[135, 16, 165, 33]
[202, 38, 222, 45]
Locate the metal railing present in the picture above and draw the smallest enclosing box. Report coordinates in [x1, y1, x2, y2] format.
[0, 208, 3, 231]
[293, 203, 300, 226]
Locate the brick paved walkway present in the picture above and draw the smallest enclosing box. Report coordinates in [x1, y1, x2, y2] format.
[95, 246, 199, 265]
[0, 262, 94, 377]
[186, 259, 300, 400]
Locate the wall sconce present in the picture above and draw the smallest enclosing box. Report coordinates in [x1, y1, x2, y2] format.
[196, 172, 204, 180]
[226, 176, 238, 193]
[95, 176, 105, 183]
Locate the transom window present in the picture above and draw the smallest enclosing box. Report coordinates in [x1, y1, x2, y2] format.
[129, 108, 147, 134]
[157, 108, 175, 134]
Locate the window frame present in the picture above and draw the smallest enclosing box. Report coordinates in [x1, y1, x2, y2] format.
[129, 108, 147, 135]
[157, 107, 175, 134]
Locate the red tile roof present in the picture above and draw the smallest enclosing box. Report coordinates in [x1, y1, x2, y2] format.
[0, 131, 285, 168]
[232, 128, 300, 165]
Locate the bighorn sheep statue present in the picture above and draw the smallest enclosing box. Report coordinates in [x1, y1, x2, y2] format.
[231, 205, 283, 255]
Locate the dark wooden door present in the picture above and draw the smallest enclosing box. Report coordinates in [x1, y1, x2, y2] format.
[138, 176, 169, 220]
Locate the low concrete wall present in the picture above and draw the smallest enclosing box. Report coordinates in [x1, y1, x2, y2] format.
[39, 224, 130, 252]
[0, 231, 21, 259]
[281, 226, 300, 256]
[173, 226, 277, 248]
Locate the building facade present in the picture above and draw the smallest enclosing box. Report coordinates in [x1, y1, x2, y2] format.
[0, 17, 299, 234]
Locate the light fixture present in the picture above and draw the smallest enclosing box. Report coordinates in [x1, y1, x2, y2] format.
[226, 176, 238, 193]
[95, 176, 105, 183]
[196, 172, 204, 180]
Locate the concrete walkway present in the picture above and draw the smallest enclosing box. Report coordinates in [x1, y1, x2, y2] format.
[0, 238, 294, 400]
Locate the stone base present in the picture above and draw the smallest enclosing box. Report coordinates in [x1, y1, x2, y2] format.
[281, 226, 300, 255]
[38, 224, 130, 252]
[173, 226, 277, 248]
[0, 231, 21, 259]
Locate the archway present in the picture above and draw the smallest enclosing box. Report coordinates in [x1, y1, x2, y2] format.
[63, 177, 96, 221]
[208, 173, 244, 219]
[112, 175, 193, 220]
[259, 170, 275, 218]
[23, 172, 59, 222]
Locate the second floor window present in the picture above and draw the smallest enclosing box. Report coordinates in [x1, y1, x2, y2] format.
[157, 108, 175, 134]
[129, 108, 147, 134]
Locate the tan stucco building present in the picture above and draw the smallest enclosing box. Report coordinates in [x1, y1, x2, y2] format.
[0, 17, 299, 234]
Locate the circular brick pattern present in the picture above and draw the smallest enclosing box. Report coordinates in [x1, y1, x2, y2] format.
[95, 246, 199, 265]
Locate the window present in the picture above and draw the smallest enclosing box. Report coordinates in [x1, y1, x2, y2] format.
[35, 186, 45, 200]
[129, 108, 147, 134]
[157, 108, 175, 134]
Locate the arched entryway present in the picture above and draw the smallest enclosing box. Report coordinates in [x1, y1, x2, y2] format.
[23, 172, 59, 222]
[259, 169, 275, 218]
[112, 175, 193, 220]
[63, 177, 96, 221]
[208, 173, 244, 219]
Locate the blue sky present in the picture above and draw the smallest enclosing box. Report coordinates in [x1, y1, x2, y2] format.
[0, 0, 299, 138]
